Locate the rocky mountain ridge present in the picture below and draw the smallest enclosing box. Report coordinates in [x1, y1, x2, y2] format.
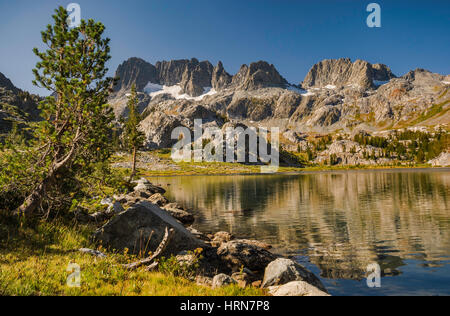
[108, 57, 449, 150]
[0, 72, 40, 135]
[301, 58, 396, 90]
[112, 57, 289, 97]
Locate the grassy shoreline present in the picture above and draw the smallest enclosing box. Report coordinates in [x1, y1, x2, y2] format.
[112, 150, 446, 178]
[0, 214, 265, 296]
[136, 162, 443, 178]
[140, 165, 446, 178]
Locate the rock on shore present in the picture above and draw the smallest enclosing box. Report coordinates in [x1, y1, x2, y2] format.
[90, 178, 329, 295]
[268, 281, 330, 297]
[93, 201, 205, 256]
[262, 258, 327, 293]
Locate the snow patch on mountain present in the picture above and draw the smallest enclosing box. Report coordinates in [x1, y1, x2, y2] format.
[144, 82, 217, 101]
[286, 85, 316, 97]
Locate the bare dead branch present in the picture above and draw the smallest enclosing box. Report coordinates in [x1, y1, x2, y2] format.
[145, 262, 159, 272]
[123, 227, 175, 271]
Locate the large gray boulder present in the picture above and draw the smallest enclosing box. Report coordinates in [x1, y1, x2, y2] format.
[132, 178, 166, 194]
[93, 201, 205, 256]
[268, 281, 330, 297]
[262, 258, 327, 293]
[217, 240, 278, 272]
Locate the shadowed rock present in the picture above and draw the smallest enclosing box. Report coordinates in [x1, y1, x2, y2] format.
[217, 240, 278, 272]
[113, 57, 158, 92]
[93, 201, 205, 256]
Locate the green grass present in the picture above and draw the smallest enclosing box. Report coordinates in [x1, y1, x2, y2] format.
[111, 150, 438, 178]
[137, 162, 436, 177]
[0, 214, 265, 296]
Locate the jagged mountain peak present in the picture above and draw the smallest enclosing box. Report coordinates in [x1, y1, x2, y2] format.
[231, 60, 288, 90]
[402, 68, 442, 81]
[113, 57, 288, 96]
[113, 57, 157, 93]
[301, 58, 396, 90]
[212, 61, 232, 90]
[107, 57, 449, 149]
[0, 72, 19, 93]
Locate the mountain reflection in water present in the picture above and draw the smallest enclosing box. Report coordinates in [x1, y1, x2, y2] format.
[150, 169, 450, 295]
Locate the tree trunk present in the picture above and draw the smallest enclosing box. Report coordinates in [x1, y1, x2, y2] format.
[15, 174, 54, 217]
[15, 139, 78, 217]
[130, 146, 137, 182]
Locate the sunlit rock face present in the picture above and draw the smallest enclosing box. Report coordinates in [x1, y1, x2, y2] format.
[428, 151, 450, 166]
[108, 57, 449, 150]
[301, 58, 395, 90]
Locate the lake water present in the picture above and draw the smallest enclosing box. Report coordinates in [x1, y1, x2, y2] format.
[150, 169, 450, 296]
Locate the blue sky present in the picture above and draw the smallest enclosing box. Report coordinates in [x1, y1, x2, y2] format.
[0, 0, 449, 95]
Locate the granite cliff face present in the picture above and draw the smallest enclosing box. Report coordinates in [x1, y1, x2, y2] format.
[231, 61, 288, 90]
[108, 57, 449, 150]
[301, 58, 396, 90]
[156, 58, 214, 97]
[211, 61, 232, 91]
[113, 58, 158, 93]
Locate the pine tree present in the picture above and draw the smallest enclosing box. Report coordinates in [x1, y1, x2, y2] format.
[123, 84, 145, 182]
[14, 7, 114, 216]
